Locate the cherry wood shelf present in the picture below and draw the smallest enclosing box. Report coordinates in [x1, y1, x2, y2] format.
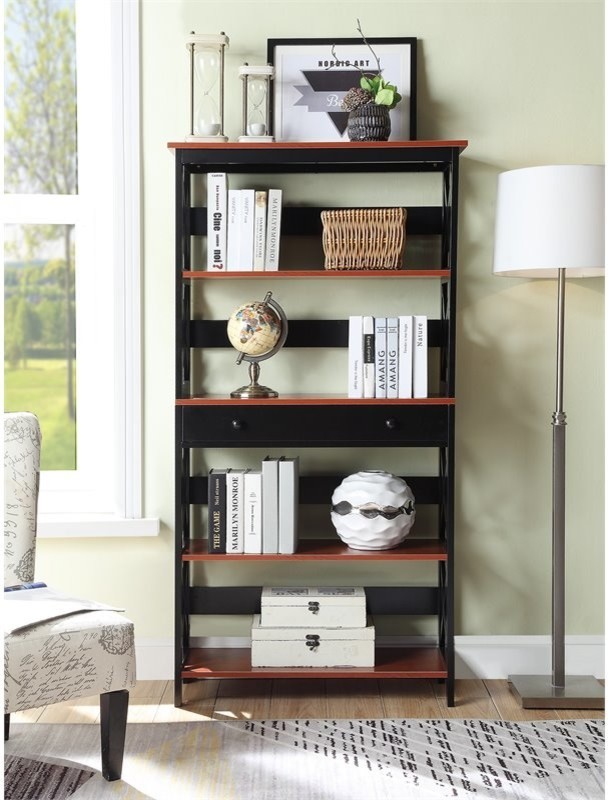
[183, 537, 447, 562]
[182, 646, 447, 679]
[182, 269, 450, 280]
[168, 139, 468, 152]
[176, 394, 455, 407]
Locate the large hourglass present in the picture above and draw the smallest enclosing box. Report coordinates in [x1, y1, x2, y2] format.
[186, 32, 229, 142]
[238, 64, 274, 142]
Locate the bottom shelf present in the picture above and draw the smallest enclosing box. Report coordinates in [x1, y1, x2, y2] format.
[182, 647, 447, 680]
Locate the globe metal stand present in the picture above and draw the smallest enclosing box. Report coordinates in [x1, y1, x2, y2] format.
[230, 360, 279, 399]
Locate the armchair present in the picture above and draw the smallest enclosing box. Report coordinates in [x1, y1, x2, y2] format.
[4, 412, 136, 781]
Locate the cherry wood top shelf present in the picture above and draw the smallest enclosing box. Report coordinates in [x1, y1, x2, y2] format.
[176, 394, 455, 407]
[183, 269, 450, 280]
[168, 139, 468, 152]
[183, 537, 447, 562]
[182, 646, 447, 679]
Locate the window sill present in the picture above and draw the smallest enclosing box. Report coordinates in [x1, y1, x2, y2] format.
[38, 513, 160, 538]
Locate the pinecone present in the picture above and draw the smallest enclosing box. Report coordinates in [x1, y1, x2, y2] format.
[341, 87, 374, 112]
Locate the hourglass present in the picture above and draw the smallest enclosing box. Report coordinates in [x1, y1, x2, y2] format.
[238, 64, 274, 142]
[186, 32, 229, 142]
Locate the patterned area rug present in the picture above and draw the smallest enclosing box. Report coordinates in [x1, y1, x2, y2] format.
[3, 719, 604, 799]
[4, 753, 95, 800]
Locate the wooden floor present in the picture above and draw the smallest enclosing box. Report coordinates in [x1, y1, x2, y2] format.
[13, 679, 605, 725]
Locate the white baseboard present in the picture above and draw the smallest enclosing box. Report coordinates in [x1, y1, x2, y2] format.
[134, 635, 605, 682]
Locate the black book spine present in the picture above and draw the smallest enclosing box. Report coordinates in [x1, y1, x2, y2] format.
[208, 470, 227, 553]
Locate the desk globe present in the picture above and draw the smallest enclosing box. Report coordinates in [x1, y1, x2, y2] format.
[227, 291, 288, 398]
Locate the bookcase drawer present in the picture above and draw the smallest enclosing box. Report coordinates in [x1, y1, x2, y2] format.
[180, 404, 450, 448]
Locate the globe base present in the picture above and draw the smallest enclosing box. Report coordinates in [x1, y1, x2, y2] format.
[230, 383, 278, 399]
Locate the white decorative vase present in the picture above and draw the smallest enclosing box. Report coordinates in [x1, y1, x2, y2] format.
[330, 470, 416, 550]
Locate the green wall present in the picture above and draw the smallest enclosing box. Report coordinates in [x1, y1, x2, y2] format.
[37, 1, 604, 644]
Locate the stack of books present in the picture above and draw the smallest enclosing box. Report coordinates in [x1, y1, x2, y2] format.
[207, 172, 282, 272]
[348, 315, 428, 399]
[207, 456, 299, 554]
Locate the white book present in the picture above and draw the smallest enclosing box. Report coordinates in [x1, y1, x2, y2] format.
[226, 469, 246, 553]
[244, 470, 263, 554]
[239, 189, 255, 270]
[374, 317, 387, 399]
[226, 189, 242, 271]
[253, 190, 267, 271]
[278, 457, 299, 555]
[386, 317, 399, 398]
[398, 315, 413, 399]
[207, 172, 227, 271]
[264, 189, 282, 270]
[262, 457, 280, 553]
[363, 315, 375, 398]
[413, 315, 428, 399]
[348, 316, 363, 399]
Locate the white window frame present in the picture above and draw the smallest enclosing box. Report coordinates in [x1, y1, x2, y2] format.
[4, 0, 158, 537]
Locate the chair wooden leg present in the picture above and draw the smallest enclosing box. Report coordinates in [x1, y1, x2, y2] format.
[4, 713, 10, 741]
[100, 689, 129, 781]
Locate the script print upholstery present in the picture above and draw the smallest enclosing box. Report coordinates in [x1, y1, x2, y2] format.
[3, 412, 136, 716]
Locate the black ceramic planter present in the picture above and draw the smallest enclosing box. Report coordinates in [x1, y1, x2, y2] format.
[347, 105, 391, 142]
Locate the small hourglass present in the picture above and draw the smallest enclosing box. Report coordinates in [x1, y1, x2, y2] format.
[238, 64, 274, 142]
[186, 32, 229, 142]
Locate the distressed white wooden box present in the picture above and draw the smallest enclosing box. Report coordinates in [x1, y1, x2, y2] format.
[251, 614, 375, 668]
[260, 586, 367, 628]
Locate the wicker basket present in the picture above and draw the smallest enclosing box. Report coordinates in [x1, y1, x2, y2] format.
[321, 207, 406, 270]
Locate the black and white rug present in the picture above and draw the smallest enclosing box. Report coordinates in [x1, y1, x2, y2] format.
[3, 718, 604, 799]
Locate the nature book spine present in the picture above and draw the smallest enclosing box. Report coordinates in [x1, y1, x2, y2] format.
[239, 189, 255, 270]
[413, 314, 428, 399]
[374, 317, 387, 399]
[253, 190, 268, 271]
[363, 315, 375, 398]
[348, 315, 364, 399]
[386, 317, 399, 398]
[261, 456, 280, 553]
[226, 469, 246, 554]
[226, 189, 242, 271]
[208, 468, 227, 553]
[243, 470, 263, 554]
[206, 172, 227, 271]
[278, 457, 299, 554]
[398, 315, 413, 399]
[264, 188, 282, 270]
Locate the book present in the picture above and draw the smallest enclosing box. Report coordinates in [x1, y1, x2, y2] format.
[413, 314, 428, 399]
[226, 469, 247, 553]
[348, 316, 363, 399]
[264, 188, 282, 270]
[374, 317, 387, 399]
[239, 189, 255, 270]
[226, 189, 242, 271]
[386, 317, 399, 398]
[398, 315, 413, 399]
[261, 456, 280, 553]
[278, 456, 299, 554]
[207, 173, 227, 271]
[208, 468, 228, 552]
[243, 470, 263, 554]
[363, 315, 375, 398]
[253, 190, 268, 271]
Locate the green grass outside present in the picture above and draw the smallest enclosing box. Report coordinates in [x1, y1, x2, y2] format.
[4, 358, 76, 470]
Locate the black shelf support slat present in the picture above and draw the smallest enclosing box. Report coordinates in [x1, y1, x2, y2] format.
[189, 318, 447, 349]
[189, 585, 438, 616]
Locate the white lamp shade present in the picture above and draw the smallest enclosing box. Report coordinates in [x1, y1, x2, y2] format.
[493, 164, 605, 278]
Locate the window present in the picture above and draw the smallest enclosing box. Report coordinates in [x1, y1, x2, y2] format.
[4, 0, 158, 537]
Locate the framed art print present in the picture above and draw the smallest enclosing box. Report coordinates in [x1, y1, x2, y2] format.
[267, 37, 417, 142]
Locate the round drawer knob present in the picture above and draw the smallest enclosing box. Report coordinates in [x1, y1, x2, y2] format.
[385, 417, 398, 430]
[231, 419, 245, 431]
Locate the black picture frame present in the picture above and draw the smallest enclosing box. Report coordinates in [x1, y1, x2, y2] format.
[267, 37, 417, 142]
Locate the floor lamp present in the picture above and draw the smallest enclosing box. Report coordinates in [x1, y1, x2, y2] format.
[492, 164, 604, 709]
